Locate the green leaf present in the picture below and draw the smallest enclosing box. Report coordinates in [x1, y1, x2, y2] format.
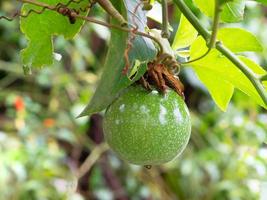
[194, 0, 215, 17]
[254, 0, 267, 6]
[193, 0, 245, 23]
[217, 28, 263, 52]
[172, 14, 198, 50]
[194, 68, 234, 111]
[193, 0, 214, 17]
[221, 0, 245, 22]
[20, 0, 89, 68]
[189, 37, 267, 110]
[79, 0, 156, 116]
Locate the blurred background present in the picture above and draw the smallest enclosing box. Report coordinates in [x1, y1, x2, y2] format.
[0, 1, 267, 200]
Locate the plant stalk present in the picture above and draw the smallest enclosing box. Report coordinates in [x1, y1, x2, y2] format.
[96, 0, 127, 26]
[260, 74, 267, 82]
[183, 0, 223, 64]
[161, 0, 170, 38]
[208, 0, 223, 48]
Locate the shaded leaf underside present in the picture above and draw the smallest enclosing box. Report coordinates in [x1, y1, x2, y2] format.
[79, 0, 157, 116]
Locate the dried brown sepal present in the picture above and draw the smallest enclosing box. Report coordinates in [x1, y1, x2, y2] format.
[148, 63, 168, 93]
[139, 62, 184, 98]
[138, 76, 152, 91]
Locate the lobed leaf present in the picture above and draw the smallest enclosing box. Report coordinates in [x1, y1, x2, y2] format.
[221, 0, 245, 23]
[172, 14, 198, 50]
[193, 68, 234, 111]
[217, 28, 263, 53]
[189, 37, 267, 110]
[20, 0, 89, 69]
[193, 0, 245, 23]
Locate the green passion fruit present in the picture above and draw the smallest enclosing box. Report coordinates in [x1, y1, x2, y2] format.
[103, 85, 191, 165]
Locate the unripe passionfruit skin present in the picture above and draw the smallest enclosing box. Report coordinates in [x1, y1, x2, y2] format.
[103, 85, 191, 165]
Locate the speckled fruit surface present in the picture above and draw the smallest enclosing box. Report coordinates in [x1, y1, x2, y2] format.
[103, 85, 191, 165]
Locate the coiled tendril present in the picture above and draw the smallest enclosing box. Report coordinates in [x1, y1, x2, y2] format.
[0, 0, 94, 23]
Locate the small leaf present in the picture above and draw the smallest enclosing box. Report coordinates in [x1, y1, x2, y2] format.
[221, 0, 246, 23]
[20, 0, 89, 68]
[172, 14, 198, 50]
[193, 0, 245, 23]
[189, 37, 267, 110]
[193, 68, 234, 111]
[217, 28, 263, 52]
[79, 0, 156, 116]
[193, 0, 214, 17]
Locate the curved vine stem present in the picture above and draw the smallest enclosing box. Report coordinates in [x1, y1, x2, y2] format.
[96, 0, 127, 26]
[260, 74, 267, 82]
[182, 0, 222, 64]
[75, 15, 164, 54]
[161, 0, 170, 38]
[182, 49, 210, 64]
[18, 0, 164, 54]
[208, 0, 222, 49]
[173, 0, 267, 106]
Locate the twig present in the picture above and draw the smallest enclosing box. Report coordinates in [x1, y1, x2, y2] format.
[208, 0, 222, 49]
[182, 0, 223, 64]
[161, 0, 170, 38]
[75, 14, 164, 55]
[260, 74, 267, 82]
[76, 142, 109, 179]
[100, 154, 129, 200]
[96, 0, 127, 26]
[174, 0, 267, 106]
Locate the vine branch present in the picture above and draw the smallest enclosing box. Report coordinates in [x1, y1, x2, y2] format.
[208, 0, 223, 49]
[182, 0, 222, 64]
[173, 0, 267, 106]
[96, 0, 127, 26]
[75, 15, 164, 54]
[77, 143, 109, 179]
[260, 74, 267, 82]
[161, 0, 170, 38]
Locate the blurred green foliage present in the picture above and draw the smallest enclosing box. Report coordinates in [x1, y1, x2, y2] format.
[0, 1, 267, 200]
